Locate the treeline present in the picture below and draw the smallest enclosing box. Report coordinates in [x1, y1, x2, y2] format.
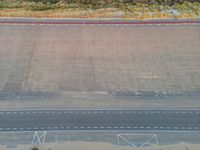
[27, 0, 200, 5]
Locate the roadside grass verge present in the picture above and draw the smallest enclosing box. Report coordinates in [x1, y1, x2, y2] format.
[0, 0, 200, 19]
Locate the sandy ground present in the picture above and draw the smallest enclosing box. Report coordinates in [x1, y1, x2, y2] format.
[0, 141, 200, 150]
[0, 24, 200, 108]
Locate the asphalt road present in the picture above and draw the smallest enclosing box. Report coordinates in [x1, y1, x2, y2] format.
[0, 109, 199, 132]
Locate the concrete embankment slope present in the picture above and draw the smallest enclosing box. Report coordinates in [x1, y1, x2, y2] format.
[0, 20, 200, 108]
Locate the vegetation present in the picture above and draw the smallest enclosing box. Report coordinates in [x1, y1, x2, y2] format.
[0, 0, 200, 18]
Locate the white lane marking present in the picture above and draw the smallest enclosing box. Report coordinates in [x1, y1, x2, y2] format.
[1, 23, 198, 27]
[57, 111, 61, 113]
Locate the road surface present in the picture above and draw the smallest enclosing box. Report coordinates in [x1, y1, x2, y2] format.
[0, 109, 199, 132]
